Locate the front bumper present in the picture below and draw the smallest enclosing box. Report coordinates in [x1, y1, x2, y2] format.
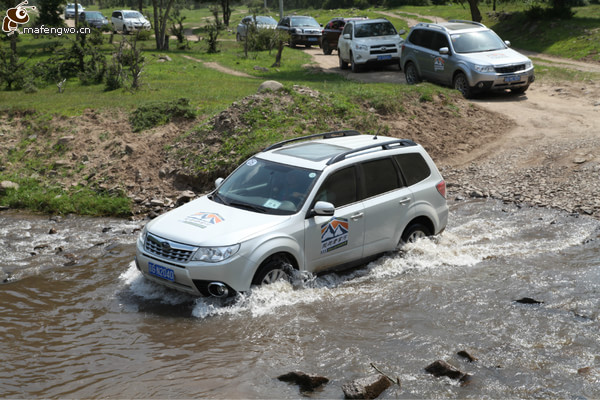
[353, 47, 401, 66]
[470, 67, 535, 91]
[135, 240, 255, 296]
[290, 34, 321, 45]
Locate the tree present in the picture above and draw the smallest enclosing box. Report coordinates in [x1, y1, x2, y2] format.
[36, 0, 65, 27]
[466, 0, 482, 22]
[151, 0, 176, 50]
[220, 0, 232, 27]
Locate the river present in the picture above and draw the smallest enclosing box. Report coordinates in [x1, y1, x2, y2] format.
[1, 199, 599, 398]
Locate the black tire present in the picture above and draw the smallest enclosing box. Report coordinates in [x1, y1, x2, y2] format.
[404, 62, 420, 84]
[252, 256, 292, 286]
[351, 52, 361, 73]
[289, 37, 296, 48]
[453, 72, 473, 99]
[123, 25, 129, 35]
[401, 223, 432, 244]
[322, 40, 332, 55]
[236, 32, 241, 42]
[339, 52, 349, 70]
[512, 85, 529, 94]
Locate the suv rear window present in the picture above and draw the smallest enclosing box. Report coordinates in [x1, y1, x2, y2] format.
[394, 153, 431, 186]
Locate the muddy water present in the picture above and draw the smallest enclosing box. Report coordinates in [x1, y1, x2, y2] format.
[1, 200, 599, 398]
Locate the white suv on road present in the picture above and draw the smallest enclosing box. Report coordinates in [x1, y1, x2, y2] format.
[135, 131, 448, 297]
[111, 10, 151, 34]
[338, 18, 405, 73]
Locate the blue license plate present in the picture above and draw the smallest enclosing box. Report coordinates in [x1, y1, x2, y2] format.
[377, 55, 392, 61]
[504, 75, 521, 82]
[308, 37, 318, 42]
[148, 262, 175, 282]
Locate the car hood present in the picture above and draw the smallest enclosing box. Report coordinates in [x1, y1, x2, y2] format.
[146, 196, 291, 247]
[459, 48, 530, 66]
[355, 35, 402, 45]
[125, 17, 149, 23]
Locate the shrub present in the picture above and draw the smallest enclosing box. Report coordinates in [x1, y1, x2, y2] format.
[129, 98, 197, 132]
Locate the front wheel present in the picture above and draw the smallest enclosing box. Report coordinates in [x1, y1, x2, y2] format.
[339, 52, 349, 70]
[350, 52, 362, 73]
[453, 72, 473, 99]
[322, 40, 332, 55]
[401, 223, 432, 245]
[252, 256, 292, 286]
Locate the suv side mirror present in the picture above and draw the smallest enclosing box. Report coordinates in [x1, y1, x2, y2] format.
[398, 29, 406, 35]
[343, 33, 351, 39]
[439, 47, 449, 55]
[313, 201, 335, 216]
[504, 40, 511, 47]
[215, 177, 224, 188]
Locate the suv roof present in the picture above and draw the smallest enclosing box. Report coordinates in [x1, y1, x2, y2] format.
[258, 130, 417, 170]
[412, 19, 487, 33]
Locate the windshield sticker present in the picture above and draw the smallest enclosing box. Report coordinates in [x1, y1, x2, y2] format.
[321, 217, 349, 254]
[263, 199, 282, 209]
[434, 57, 445, 71]
[182, 212, 224, 229]
[309, 172, 317, 178]
[246, 159, 257, 167]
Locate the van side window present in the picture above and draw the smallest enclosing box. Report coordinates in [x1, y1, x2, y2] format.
[360, 158, 400, 198]
[314, 167, 357, 208]
[394, 153, 431, 186]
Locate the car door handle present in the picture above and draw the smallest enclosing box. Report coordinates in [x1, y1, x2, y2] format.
[350, 212, 364, 220]
[399, 198, 411, 205]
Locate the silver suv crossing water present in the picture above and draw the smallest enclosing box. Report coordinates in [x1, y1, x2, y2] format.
[401, 20, 535, 97]
[135, 131, 448, 297]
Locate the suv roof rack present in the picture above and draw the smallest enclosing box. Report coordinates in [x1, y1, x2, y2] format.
[263, 130, 361, 151]
[447, 19, 486, 28]
[326, 138, 416, 165]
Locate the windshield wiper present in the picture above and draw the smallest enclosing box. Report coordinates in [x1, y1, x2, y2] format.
[210, 192, 229, 205]
[229, 201, 267, 213]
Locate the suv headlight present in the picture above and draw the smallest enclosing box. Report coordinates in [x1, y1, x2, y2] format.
[474, 64, 495, 73]
[139, 225, 148, 247]
[525, 60, 533, 69]
[191, 244, 240, 263]
[355, 43, 368, 52]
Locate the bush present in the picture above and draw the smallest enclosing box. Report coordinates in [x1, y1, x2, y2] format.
[129, 98, 197, 132]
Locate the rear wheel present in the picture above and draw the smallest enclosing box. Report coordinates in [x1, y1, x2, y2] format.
[404, 62, 420, 84]
[322, 40, 332, 55]
[453, 72, 473, 99]
[401, 223, 432, 244]
[252, 256, 292, 286]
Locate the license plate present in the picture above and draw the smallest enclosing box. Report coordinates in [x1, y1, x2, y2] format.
[308, 37, 318, 42]
[504, 75, 521, 82]
[377, 55, 392, 61]
[148, 262, 175, 282]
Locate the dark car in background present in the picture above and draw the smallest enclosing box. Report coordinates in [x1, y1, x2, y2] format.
[321, 17, 368, 55]
[80, 11, 109, 29]
[277, 15, 322, 48]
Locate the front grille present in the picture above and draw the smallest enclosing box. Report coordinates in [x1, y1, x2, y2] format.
[370, 44, 397, 55]
[145, 233, 194, 263]
[495, 64, 527, 74]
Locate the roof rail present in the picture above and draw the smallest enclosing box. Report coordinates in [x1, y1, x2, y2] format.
[263, 130, 361, 151]
[447, 19, 486, 28]
[326, 139, 416, 165]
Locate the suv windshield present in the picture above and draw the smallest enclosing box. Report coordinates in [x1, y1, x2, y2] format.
[355, 21, 397, 38]
[213, 158, 320, 215]
[291, 17, 319, 27]
[124, 11, 143, 18]
[450, 30, 506, 53]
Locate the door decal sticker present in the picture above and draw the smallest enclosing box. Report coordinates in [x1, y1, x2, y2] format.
[321, 217, 349, 254]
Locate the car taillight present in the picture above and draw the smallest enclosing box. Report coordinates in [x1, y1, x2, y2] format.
[436, 180, 446, 199]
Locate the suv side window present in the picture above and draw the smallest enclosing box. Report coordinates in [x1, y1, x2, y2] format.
[342, 22, 352, 37]
[112, 11, 121, 18]
[315, 167, 358, 208]
[394, 153, 431, 186]
[431, 31, 449, 51]
[408, 28, 424, 46]
[360, 158, 400, 198]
